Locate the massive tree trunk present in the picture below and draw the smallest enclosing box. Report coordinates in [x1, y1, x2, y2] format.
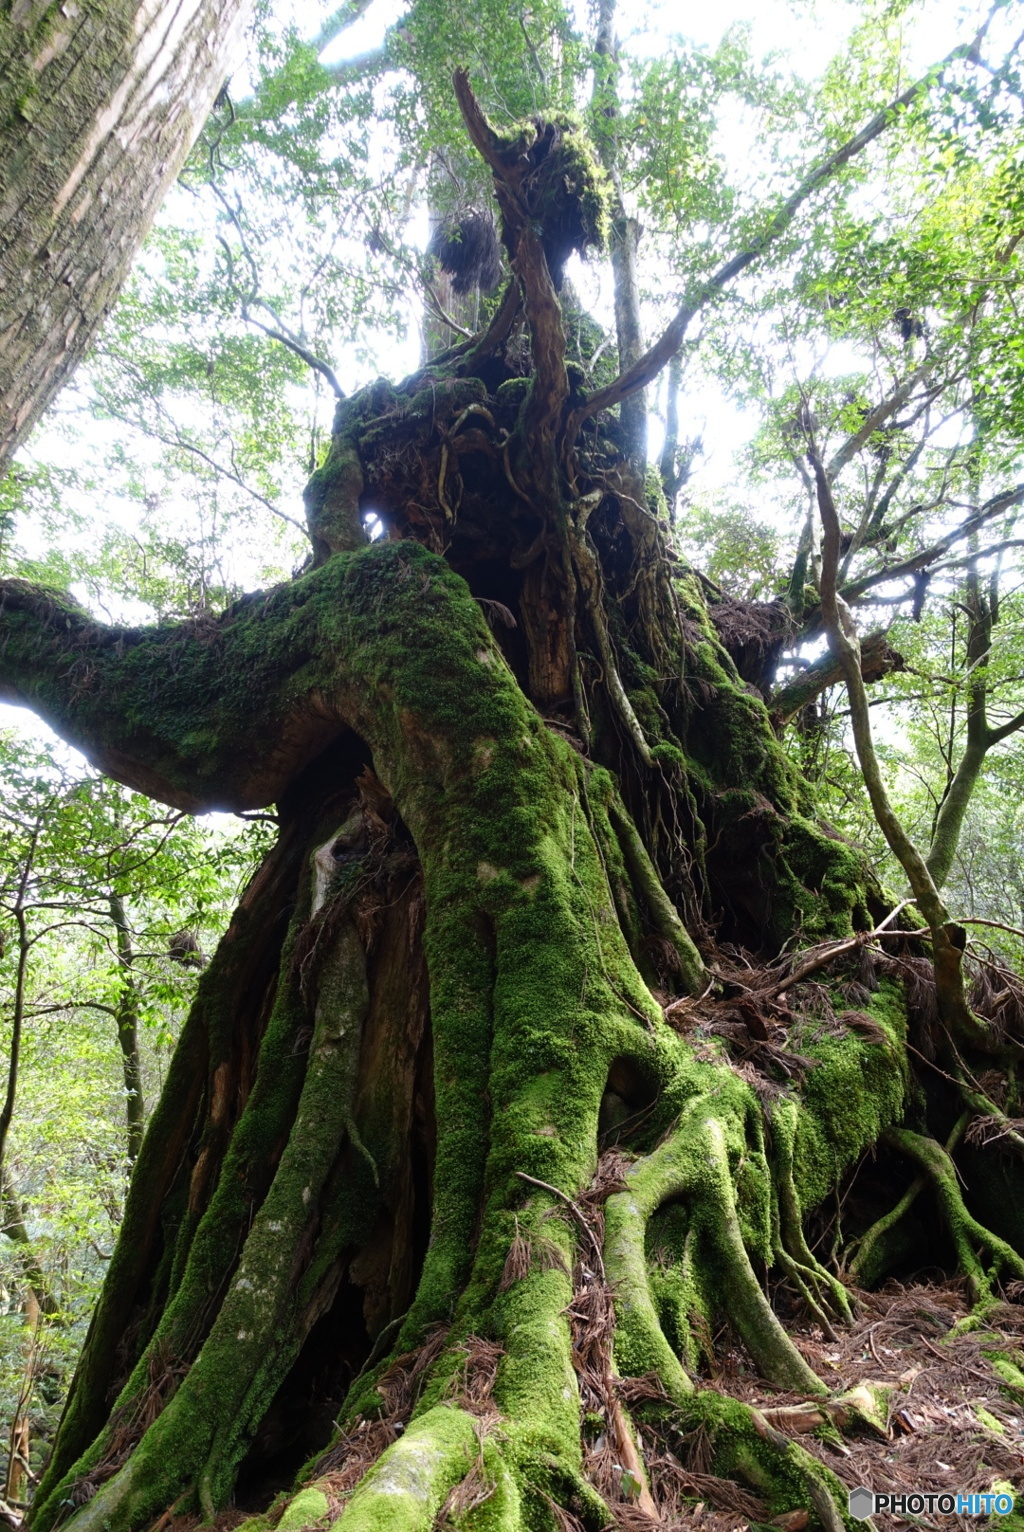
[0, 0, 252, 473]
[1, 81, 1023, 1532]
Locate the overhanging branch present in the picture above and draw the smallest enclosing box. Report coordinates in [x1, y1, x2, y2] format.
[567, 18, 996, 437]
[813, 450, 1000, 1054]
[842, 485, 1024, 602]
[770, 630, 905, 728]
[0, 543, 528, 818]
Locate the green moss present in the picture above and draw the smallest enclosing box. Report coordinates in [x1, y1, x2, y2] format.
[277, 1488, 329, 1530]
[734, 1149, 773, 1263]
[13, 537, 920, 1531]
[984, 1351, 1024, 1403]
[644, 466, 670, 521]
[676, 1391, 852, 1525]
[788, 980, 907, 1211]
[492, 114, 610, 272]
[304, 431, 364, 558]
[334, 1407, 481, 1532]
[974, 1405, 1006, 1434]
[649, 741, 685, 770]
[456, 1441, 522, 1532]
[494, 378, 531, 430]
[405, 376, 487, 422]
[646, 1203, 711, 1373]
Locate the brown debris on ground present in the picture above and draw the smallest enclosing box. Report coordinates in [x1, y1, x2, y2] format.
[154, 1222, 1022, 1532]
[66, 1345, 191, 1508]
[696, 1280, 1023, 1532]
[309, 1324, 453, 1511]
[445, 1335, 505, 1424]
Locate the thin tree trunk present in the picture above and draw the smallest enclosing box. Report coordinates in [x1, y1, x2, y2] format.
[592, 0, 646, 471]
[926, 738, 988, 890]
[108, 894, 144, 1163]
[5, 1286, 39, 1506]
[813, 449, 996, 1052]
[0, 852, 34, 1186]
[2, 1170, 56, 1320]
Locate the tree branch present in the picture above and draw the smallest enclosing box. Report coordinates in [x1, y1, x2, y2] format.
[925, 530, 992, 889]
[453, 70, 567, 489]
[826, 359, 937, 481]
[101, 398, 309, 536]
[770, 630, 904, 728]
[841, 485, 1024, 602]
[0, 577, 340, 812]
[568, 20, 995, 433]
[309, 0, 377, 55]
[812, 448, 997, 1052]
[0, 542, 516, 816]
[987, 707, 1024, 747]
[244, 301, 346, 401]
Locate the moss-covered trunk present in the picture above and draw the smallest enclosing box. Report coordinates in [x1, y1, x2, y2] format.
[3, 520, 1021, 1532]
[2, 84, 1023, 1532]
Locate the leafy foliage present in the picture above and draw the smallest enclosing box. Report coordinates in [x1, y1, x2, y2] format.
[0, 735, 268, 1491]
[4, 0, 1024, 1512]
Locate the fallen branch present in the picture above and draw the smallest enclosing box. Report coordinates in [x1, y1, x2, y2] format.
[768, 901, 917, 998]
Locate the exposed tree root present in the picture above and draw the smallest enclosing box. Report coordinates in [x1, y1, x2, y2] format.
[706, 1281, 1024, 1532]
[848, 1113, 969, 1287]
[882, 1127, 1024, 1304]
[6, 456, 1023, 1532]
[771, 1101, 854, 1332]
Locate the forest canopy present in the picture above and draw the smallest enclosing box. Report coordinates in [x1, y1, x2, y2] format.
[2, 0, 1024, 1527]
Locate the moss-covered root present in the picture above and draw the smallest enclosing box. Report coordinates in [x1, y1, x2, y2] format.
[848, 1112, 968, 1287]
[605, 797, 707, 996]
[604, 1099, 827, 1396]
[700, 1118, 828, 1395]
[884, 1125, 1024, 1302]
[246, 1407, 497, 1532]
[771, 1101, 853, 1330]
[333, 1406, 495, 1532]
[49, 917, 371, 1532]
[679, 1391, 852, 1532]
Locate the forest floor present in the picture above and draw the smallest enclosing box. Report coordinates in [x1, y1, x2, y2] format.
[692, 1280, 1024, 1532]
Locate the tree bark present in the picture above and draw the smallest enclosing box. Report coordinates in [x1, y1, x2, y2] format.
[108, 894, 145, 1163]
[0, 0, 253, 472]
[3, 508, 1020, 1531]
[923, 537, 1024, 891]
[1, 57, 1022, 1532]
[591, 0, 646, 473]
[5, 1286, 40, 1506]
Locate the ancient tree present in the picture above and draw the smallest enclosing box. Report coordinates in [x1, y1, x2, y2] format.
[1, 48, 1023, 1532]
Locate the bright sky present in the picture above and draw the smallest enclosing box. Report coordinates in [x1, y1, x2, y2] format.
[319, 0, 988, 79]
[316, 0, 998, 480]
